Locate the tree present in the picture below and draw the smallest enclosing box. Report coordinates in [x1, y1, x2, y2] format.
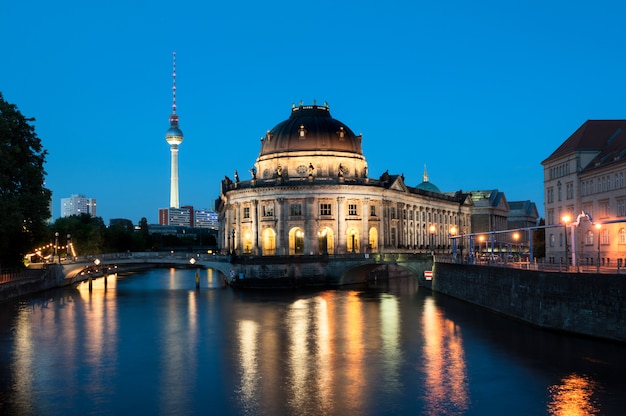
[0, 93, 51, 268]
[533, 218, 546, 260]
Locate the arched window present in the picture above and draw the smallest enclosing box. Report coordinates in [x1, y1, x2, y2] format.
[261, 228, 276, 256]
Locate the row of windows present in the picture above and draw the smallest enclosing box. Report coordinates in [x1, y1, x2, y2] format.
[546, 197, 626, 225]
[242, 202, 458, 220]
[549, 162, 570, 180]
[581, 173, 626, 196]
[549, 228, 626, 246]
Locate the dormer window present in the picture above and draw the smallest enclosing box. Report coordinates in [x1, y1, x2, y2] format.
[265, 130, 272, 141]
[299, 124, 307, 138]
[337, 127, 345, 140]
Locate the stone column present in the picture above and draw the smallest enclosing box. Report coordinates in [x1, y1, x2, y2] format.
[276, 198, 285, 255]
[336, 197, 346, 253]
[305, 197, 316, 255]
[252, 200, 259, 255]
[361, 197, 369, 253]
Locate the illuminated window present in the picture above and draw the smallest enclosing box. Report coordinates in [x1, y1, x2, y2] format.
[298, 124, 306, 138]
[619, 229, 626, 244]
[585, 231, 594, 245]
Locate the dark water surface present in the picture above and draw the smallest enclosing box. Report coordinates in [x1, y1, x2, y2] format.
[0, 268, 625, 415]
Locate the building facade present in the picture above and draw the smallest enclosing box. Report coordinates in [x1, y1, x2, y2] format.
[216, 103, 473, 256]
[542, 120, 626, 267]
[60, 194, 97, 218]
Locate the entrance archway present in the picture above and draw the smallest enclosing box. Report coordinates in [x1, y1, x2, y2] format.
[369, 227, 379, 253]
[261, 228, 276, 256]
[347, 228, 359, 253]
[288, 227, 305, 255]
[318, 227, 334, 255]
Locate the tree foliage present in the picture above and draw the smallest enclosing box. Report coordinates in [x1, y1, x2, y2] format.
[0, 93, 52, 268]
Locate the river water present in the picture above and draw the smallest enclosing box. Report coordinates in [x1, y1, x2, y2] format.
[0, 268, 625, 415]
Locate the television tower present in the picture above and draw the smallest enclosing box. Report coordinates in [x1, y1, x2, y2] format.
[165, 52, 183, 208]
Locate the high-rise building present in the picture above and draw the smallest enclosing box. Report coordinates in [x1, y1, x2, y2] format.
[195, 209, 219, 229]
[60, 194, 97, 218]
[158, 206, 194, 227]
[165, 51, 183, 209]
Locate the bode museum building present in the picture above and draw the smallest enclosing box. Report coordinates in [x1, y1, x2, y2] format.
[216, 102, 472, 256]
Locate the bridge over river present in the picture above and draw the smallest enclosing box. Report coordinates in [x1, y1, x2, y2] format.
[59, 251, 435, 288]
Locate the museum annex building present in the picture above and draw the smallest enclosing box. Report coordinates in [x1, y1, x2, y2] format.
[216, 103, 473, 256]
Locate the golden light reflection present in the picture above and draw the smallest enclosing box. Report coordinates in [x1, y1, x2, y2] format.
[344, 291, 365, 412]
[380, 295, 401, 392]
[422, 297, 469, 414]
[238, 319, 260, 405]
[287, 299, 311, 407]
[548, 373, 599, 415]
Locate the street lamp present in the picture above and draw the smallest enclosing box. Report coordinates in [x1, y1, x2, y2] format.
[429, 224, 436, 255]
[595, 223, 601, 273]
[513, 232, 520, 262]
[449, 226, 457, 260]
[54, 232, 59, 263]
[230, 229, 236, 254]
[478, 235, 485, 261]
[66, 234, 71, 260]
[562, 214, 571, 268]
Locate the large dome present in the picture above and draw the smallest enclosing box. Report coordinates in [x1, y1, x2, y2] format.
[258, 104, 363, 157]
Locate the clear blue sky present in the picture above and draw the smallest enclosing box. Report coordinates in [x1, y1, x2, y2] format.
[3, 0, 626, 224]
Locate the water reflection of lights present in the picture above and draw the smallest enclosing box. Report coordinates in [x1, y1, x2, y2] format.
[548, 373, 599, 415]
[238, 320, 261, 409]
[422, 297, 469, 414]
[380, 294, 401, 393]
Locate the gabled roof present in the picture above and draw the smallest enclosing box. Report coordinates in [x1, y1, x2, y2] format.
[542, 120, 626, 165]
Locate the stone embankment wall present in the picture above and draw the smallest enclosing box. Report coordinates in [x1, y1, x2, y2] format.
[432, 262, 625, 343]
[0, 265, 66, 303]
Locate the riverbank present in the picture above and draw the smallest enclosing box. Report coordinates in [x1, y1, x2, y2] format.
[431, 262, 626, 343]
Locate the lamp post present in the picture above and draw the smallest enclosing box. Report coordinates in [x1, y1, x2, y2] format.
[478, 235, 484, 261]
[429, 224, 436, 255]
[449, 226, 457, 261]
[66, 234, 71, 260]
[54, 232, 59, 263]
[562, 214, 571, 269]
[595, 223, 601, 273]
[513, 232, 520, 262]
[230, 229, 236, 254]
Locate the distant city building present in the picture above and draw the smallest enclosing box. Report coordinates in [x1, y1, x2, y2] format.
[195, 209, 218, 229]
[466, 190, 538, 256]
[158, 206, 193, 227]
[542, 120, 626, 267]
[60, 194, 96, 218]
